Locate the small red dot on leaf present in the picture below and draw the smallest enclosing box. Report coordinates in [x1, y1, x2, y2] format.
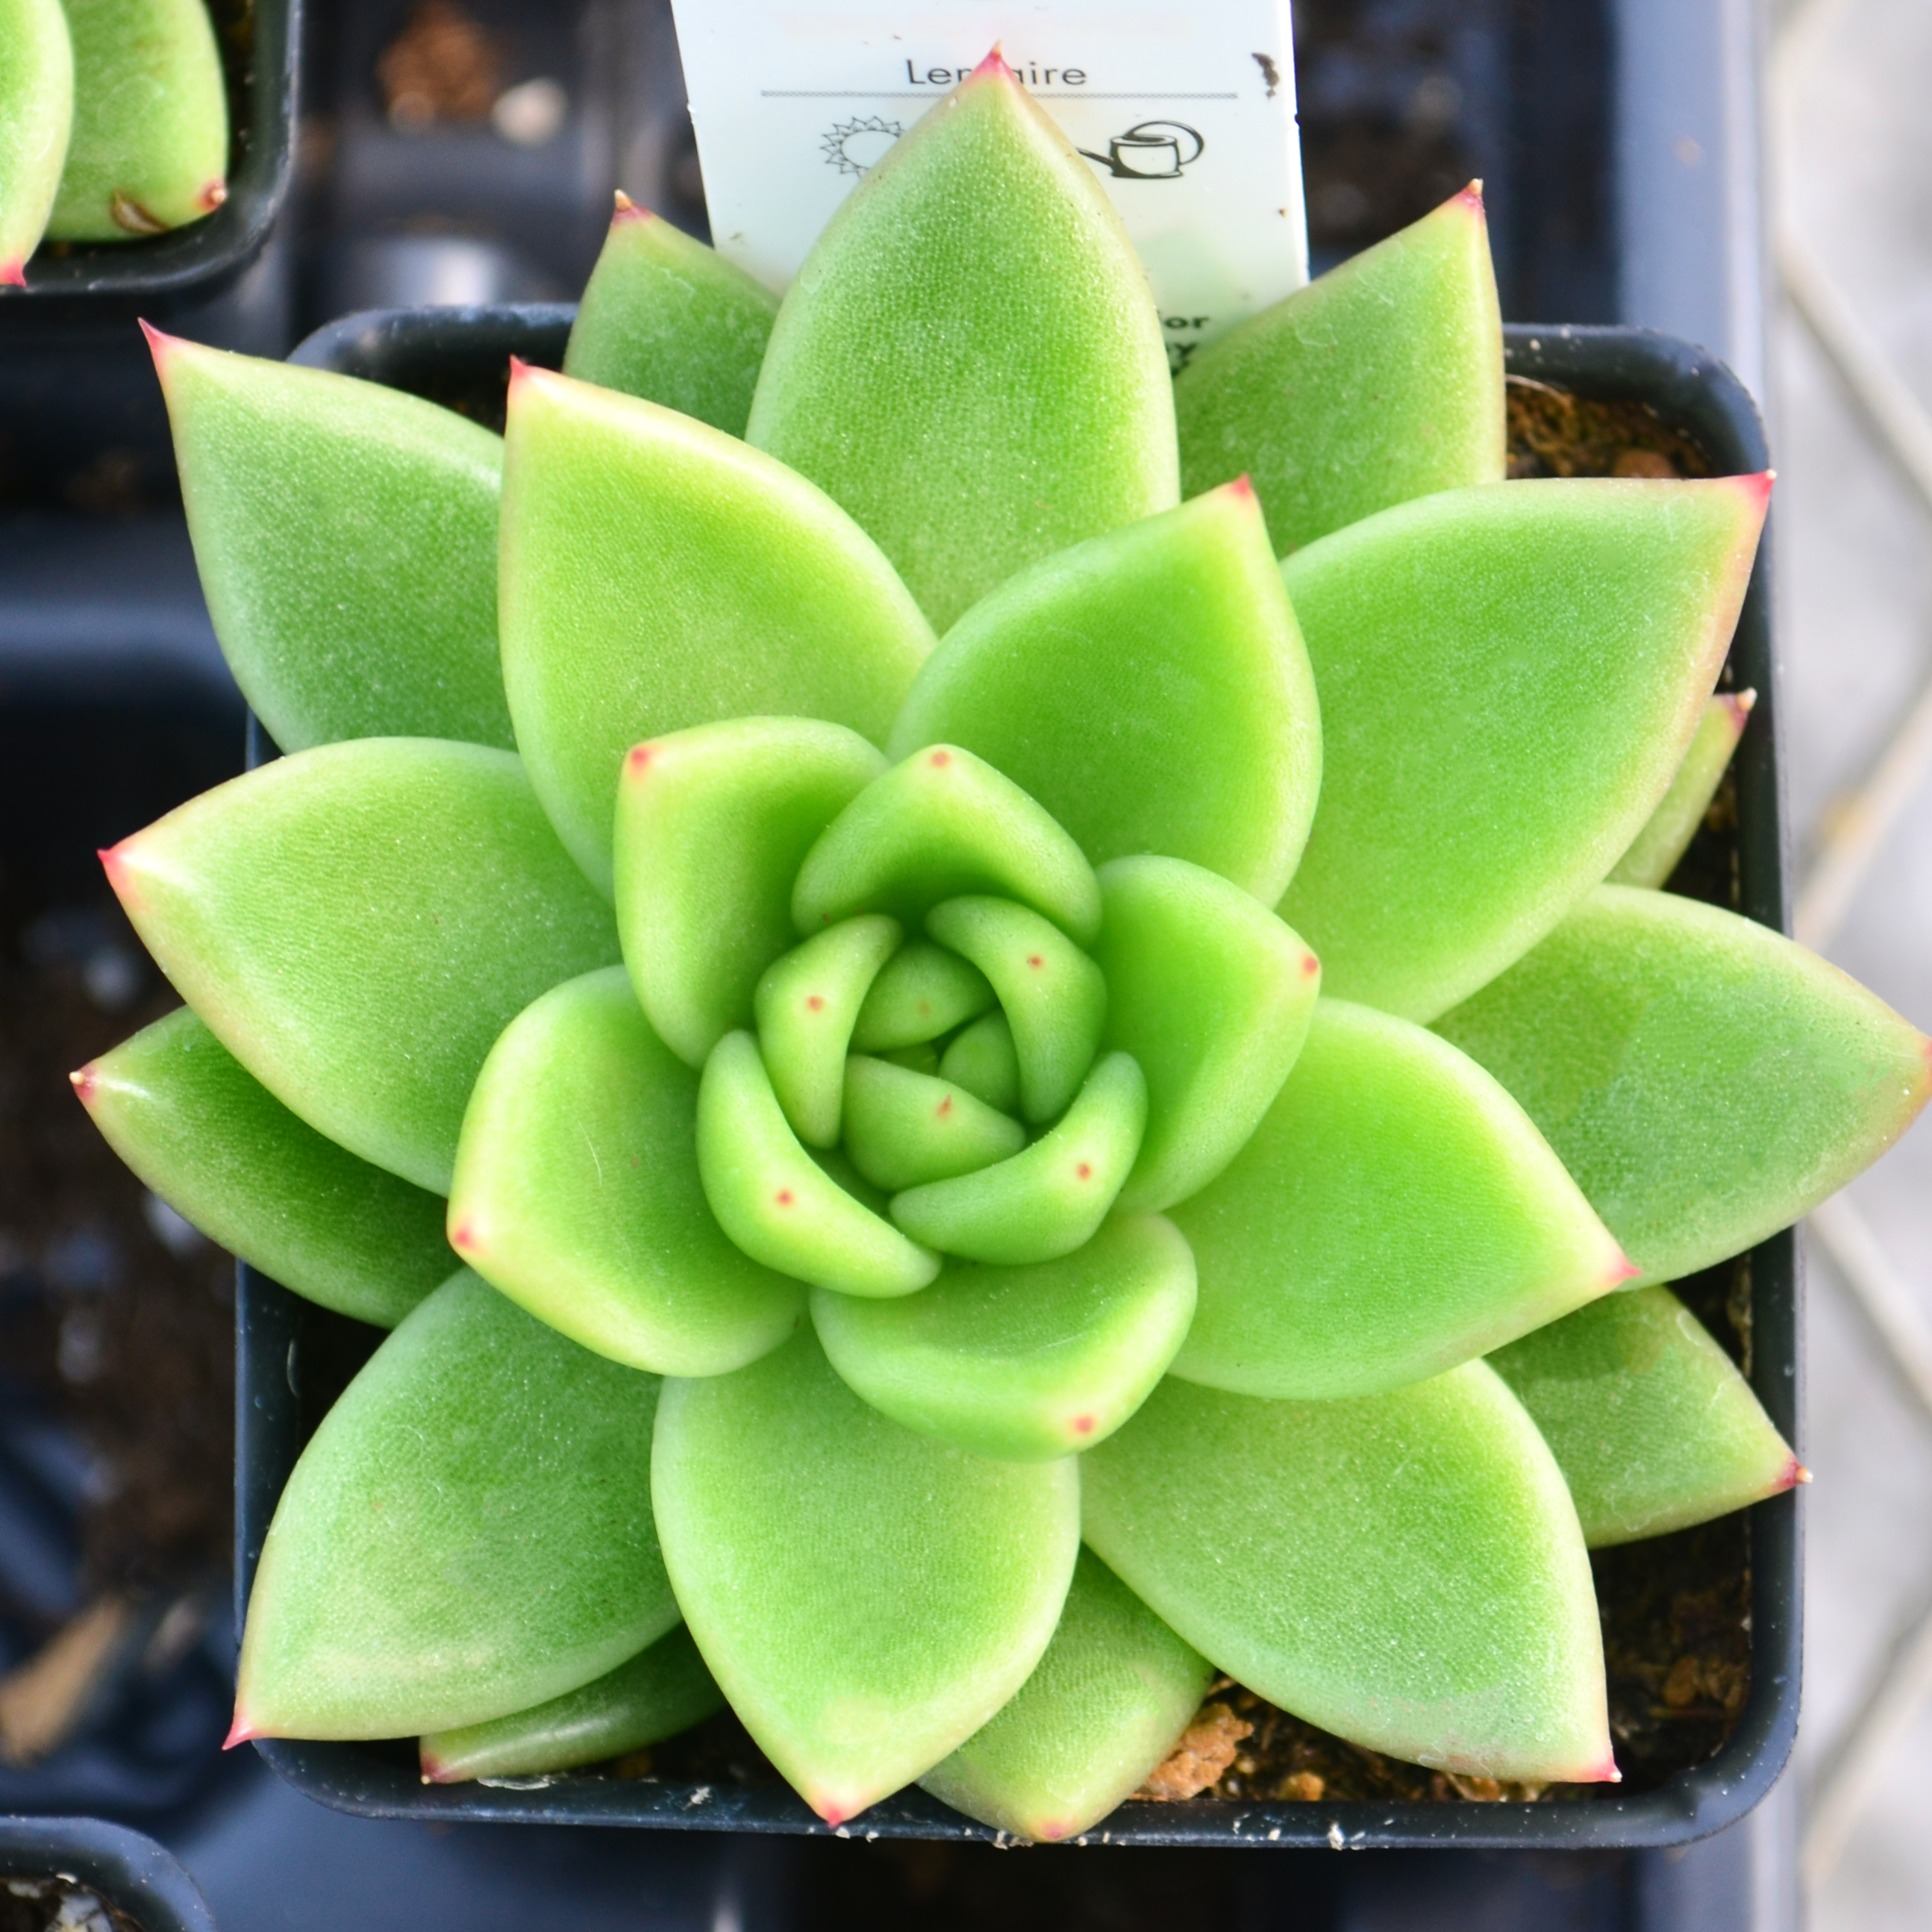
[1071, 1415, 1095, 1435]
[807, 994, 825, 1011]
[628, 745, 653, 774]
[937, 1096, 953, 1117]
[1301, 953, 1319, 976]
[929, 749, 951, 767]
[1027, 955, 1043, 969]
[1076, 1163, 1092, 1180]
[775, 1190, 795, 1207]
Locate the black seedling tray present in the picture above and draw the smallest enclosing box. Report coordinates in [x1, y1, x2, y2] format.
[0, 1815, 215, 1932]
[236, 311, 1795, 1851]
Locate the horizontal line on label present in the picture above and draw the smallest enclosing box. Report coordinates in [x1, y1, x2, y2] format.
[757, 90, 1242, 99]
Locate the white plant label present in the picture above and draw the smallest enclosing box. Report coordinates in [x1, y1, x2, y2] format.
[667, 1, 1307, 368]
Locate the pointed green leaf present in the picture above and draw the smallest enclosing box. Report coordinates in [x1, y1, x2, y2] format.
[1082, 1365, 1613, 1783]
[811, 1213, 1195, 1460]
[793, 745, 1101, 947]
[940, 1012, 1021, 1115]
[1169, 1001, 1630, 1401]
[919, 1548, 1212, 1842]
[851, 941, 995, 1052]
[890, 1053, 1147, 1266]
[105, 740, 620, 1194]
[652, 1328, 1080, 1824]
[889, 484, 1319, 902]
[697, 1031, 939, 1297]
[75, 1007, 448, 1328]
[1608, 691, 1754, 888]
[1434, 884, 1932, 1281]
[1175, 187, 1505, 554]
[1095, 856, 1321, 1214]
[0, 0, 71, 284]
[419, 1624, 724, 1783]
[236, 1269, 674, 1740]
[1489, 1286, 1803, 1547]
[563, 197, 779, 435]
[152, 335, 512, 754]
[745, 57, 1177, 630]
[754, 918, 902, 1146]
[1278, 476, 1770, 1021]
[842, 1056, 1026, 1192]
[499, 364, 934, 892]
[448, 969, 803, 1377]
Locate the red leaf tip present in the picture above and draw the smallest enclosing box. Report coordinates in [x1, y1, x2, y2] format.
[1779, 1457, 1813, 1490]
[613, 190, 653, 225]
[197, 178, 228, 213]
[970, 45, 1013, 81]
[0, 260, 25, 289]
[1606, 1252, 1644, 1287]
[69, 1066, 98, 1106]
[1455, 179, 1486, 213]
[224, 1712, 264, 1750]
[1722, 687, 1758, 727]
[138, 320, 181, 371]
[1225, 473, 1257, 504]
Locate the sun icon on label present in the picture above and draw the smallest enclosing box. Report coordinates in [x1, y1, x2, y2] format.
[822, 116, 903, 176]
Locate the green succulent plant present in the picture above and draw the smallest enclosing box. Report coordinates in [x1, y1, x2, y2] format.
[76, 52, 1929, 1841]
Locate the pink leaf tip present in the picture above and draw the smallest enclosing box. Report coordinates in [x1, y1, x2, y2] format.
[1722, 688, 1758, 728]
[1606, 1252, 1644, 1287]
[69, 1065, 98, 1106]
[613, 190, 652, 225]
[1779, 1457, 1813, 1490]
[197, 178, 228, 213]
[138, 320, 181, 372]
[224, 1712, 264, 1750]
[1455, 179, 1486, 213]
[1225, 473, 1257, 504]
[970, 46, 1013, 82]
[0, 260, 25, 289]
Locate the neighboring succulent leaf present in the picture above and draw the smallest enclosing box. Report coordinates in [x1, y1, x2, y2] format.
[45, 0, 226, 240]
[754, 918, 902, 1146]
[419, 1624, 724, 1783]
[745, 54, 1177, 629]
[652, 1328, 1080, 1823]
[811, 1213, 1196, 1460]
[0, 0, 71, 284]
[234, 1269, 674, 1741]
[1170, 1001, 1630, 1401]
[940, 1012, 1021, 1115]
[890, 1053, 1148, 1266]
[697, 1031, 939, 1297]
[1174, 187, 1504, 553]
[151, 334, 513, 754]
[1489, 1286, 1804, 1546]
[1608, 691, 1754, 888]
[842, 1057, 1027, 1192]
[563, 195, 780, 435]
[448, 969, 803, 1376]
[925, 896, 1107, 1123]
[75, 1007, 448, 1329]
[103, 740, 620, 1194]
[1081, 1366, 1613, 1783]
[919, 1548, 1212, 1841]
[499, 365, 934, 892]
[851, 941, 995, 1051]
[793, 745, 1101, 948]
[1277, 476, 1770, 1021]
[1434, 884, 1932, 1281]
[889, 484, 1319, 902]
[1094, 857, 1321, 1214]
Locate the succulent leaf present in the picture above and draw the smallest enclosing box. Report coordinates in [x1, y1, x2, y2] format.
[499, 365, 934, 892]
[563, 196, 780, 435]
[851, 941, 997, 1052]
[888, 483, 1320, 901]
[0, 0, 71, 284]
[1489, 1285, 1803, 1547]
[1608, 691, 1754, 889]
[419, 1624, 724, 1783]
[448, 969, 804, 1376]
[745, 55, 1178, 629]
[103, 740, 619, 1195]
[810, 1213, 1195, 1460]
[1169, 1000, 1630, 1401]
[235, 1269, 674, 1740]
[1175, 187, 1505, 553]
[1278, 476, 1770, 1021]
[842, 1055, 1028, 1192]
[1094, 856, 1320, 1214]
[152, 337, 513, 754]
[940, 1011, 1021, 1115]
[652, 1327, 1081, 1824]
[1434, 884, 1932, 1282]
[754, 917, 903, 1146]
[75, 1007, 448, 1329]
[1081, 1366, 1614, 1783]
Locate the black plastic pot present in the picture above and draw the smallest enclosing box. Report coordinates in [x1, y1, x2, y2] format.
[0, 1815, 215, 1932]
[235, 309, 1794, 1851]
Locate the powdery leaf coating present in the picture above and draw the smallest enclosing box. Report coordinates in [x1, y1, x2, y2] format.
[563, 196, 780, 436]
[1169, 1001, 1630, 1401]
[236, 1269, 675, 1741]
[746, 55, 1177, 630]
[1278, 476, 1769, 1021]
[75, 1006, 449, 1329]
[448, 969, 804, 1377]
[1081, 1366, 1614, 1784]
[940, 1011, 1020, 1115]
[841, 1056, 1027, 1192]
[1608, 690, 1754, 889]
[652, 1327, 1080, 1824]
[810, 1213, 1196, 1460]
[754, 917, 902, 1147]
[1434, 884, 1932, 1283]
[851, 941, 996, 1051]
[0, 0, 71, 282]
[889, 484, 1320, 904]
[919, 1548, 1211, 1841]
[1489, 1285, 1803, 1547]
[499, 365, 934, 892]
[1175, 187, 1504, 554]
[152, 337, 513, 754]
[103, 739, 620, 1195]
[1093, 855, 1320, 1213]
[419, 1624, 724, 1783]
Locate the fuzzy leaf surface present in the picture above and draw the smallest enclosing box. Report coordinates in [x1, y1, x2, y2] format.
[0, 0, 70, 281]
[755, 918, 901, 1147]
[1608, 691, 1752, 888]
[842, 1056, 1027, 1192]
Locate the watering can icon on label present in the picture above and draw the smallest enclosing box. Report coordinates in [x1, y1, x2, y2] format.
[1079, 120, 1206, 179]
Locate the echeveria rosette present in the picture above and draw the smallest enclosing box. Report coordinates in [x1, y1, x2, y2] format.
[73, 51, 1931, 1837]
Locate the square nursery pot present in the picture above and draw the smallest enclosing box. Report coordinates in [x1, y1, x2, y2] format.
[0, 1816, 215, 1932]
[236, 308, 1796, 1854]
[0, 0, 299, 322]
